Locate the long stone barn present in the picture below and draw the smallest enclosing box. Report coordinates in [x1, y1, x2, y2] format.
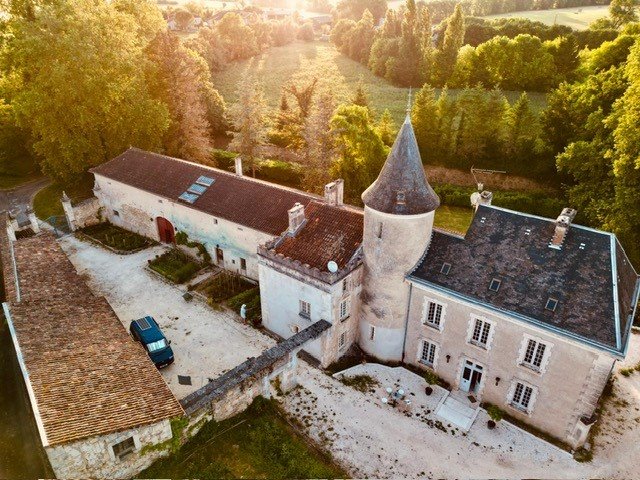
[0, 216, 184, 478]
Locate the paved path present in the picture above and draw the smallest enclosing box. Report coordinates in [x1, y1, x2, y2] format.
[0, 177, 49, 214]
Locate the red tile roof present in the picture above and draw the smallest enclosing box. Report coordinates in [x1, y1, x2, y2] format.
[91, 148, 318, 236]
[0, 230, 183, 446]
[273, 201, 363, 271]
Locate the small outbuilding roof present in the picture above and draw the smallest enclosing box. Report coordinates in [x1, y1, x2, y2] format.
[91, 148, 317, 236]
[409, 205, 640, 355]
[273, 201, 363, 271]
[362, 115, 439, 215]
[0, 229, 183, 447]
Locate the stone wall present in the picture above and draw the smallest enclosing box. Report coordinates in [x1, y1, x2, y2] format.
[93, 174, 273, 280]
[181, 321, 331, 423]
[404, 281, 615, 448]
[45, 419, 172, 480]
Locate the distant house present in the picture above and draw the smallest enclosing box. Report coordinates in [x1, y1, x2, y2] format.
[0, 223, 183, 479]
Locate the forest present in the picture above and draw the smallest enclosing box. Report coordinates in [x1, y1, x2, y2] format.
[0, 0, 638, 264]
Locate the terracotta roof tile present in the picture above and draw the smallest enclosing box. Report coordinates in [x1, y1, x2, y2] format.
[0, 232, 183, 446]
[273, 201, 363, 271]
[91, 148, 317, 236]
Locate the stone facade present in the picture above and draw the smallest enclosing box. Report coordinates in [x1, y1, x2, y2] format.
[62, 195, 103, 231]
[46, 420, 173, 479]
[93, 175, 273, 280]
[258, 255, 362, 367]
[404, 281, 615, 448]
[359, 206, 434, 361]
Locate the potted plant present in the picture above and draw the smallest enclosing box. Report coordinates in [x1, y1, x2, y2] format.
[424, 370, 438, 395]
[486, 404, 504, 430]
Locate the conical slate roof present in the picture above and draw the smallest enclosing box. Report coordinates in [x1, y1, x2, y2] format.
[362, 114, 440, 215]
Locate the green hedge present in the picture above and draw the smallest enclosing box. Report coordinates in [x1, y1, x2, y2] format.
[149, 250, 201, 283]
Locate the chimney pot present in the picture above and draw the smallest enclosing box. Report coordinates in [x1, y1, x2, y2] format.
[472, 190, 493, 211]
[550, 207, 577, 249]
[287, 202, 306, 235]
[324, 179, 344, 206]
[234, 156, 243, 176]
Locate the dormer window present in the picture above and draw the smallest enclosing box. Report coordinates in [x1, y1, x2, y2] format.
[545, 297, 558, 312]
[440, 263, 451, 275]
[489, 278, 501, 292]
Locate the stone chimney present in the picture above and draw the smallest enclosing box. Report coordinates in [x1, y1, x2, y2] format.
[26, 206, 40, 234]
[471, 190, 493, 211]
[324, 179, 344, 206]
[235, 156, 243, 176]
[549, 208, 577, 250]
[288, 203, 306, 235]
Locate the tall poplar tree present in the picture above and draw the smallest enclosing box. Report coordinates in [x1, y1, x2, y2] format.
[433, 5, 465, 87]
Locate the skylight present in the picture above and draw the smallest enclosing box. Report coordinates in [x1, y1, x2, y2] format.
[196, 175, 215, 187]
[188, 183, 207, 195]
[545, 297, 558, 312]
[440, 262, 451, 275]
[489, 278, 501, 292]
[178, 192, 199, 204]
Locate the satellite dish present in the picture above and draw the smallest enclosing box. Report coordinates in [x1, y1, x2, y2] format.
[470, 191, 481, 207]
[327, 261, 338, 273]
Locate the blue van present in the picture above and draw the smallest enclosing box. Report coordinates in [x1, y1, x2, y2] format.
[129, 316, 174, 368]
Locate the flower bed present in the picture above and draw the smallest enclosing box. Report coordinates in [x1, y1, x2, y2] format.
[148, 249, 202, 283]
[81, 223, 153, 252]
[194, 271, 255, 303]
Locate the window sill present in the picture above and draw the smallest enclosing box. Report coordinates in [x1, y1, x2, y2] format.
[469, 340, 488, 350]
[340, 315, 350, 323]
[423, 322, 442, 332]
[519, 362, 542, 374]
[508, 403, 531, 415]
[299, 313, 311, 320]
[419, 359, 434, 368]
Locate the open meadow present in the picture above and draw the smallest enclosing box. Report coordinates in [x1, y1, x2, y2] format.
[484, 5, 609, 30]
[212, 41, 548, 124]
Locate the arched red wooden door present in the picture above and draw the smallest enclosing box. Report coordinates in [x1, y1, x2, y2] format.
[156, 217, 175, 243]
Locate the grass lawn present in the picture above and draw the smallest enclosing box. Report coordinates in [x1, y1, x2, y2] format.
[80, 223, 153, 252]
[139, 397, 347, 479]
[484, 5, 609, 30]
[0, 156, 42, 190]
[32, 174, 94, 220]
[149, 249, 203, 283]
[212, 41, 548, 125]
[434, 205, 474, 234]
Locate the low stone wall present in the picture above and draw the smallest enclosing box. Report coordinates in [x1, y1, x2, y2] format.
[63, 196, 103, 231]
[181, 320, 331, 424]
[45, 419, 173, 480]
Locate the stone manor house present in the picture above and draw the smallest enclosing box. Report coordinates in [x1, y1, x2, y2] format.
[60, 114, 640, 449]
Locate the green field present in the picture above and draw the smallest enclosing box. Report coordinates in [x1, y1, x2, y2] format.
[484, 5, 609, 30]
[434, 205, 474, 234]
[212, 41, 548, 124]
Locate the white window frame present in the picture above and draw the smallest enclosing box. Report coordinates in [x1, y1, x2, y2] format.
[517, 334, 552, 374]
[339, 298, 350, 321]
[299, 300, 311, 319]
[508, 380, 538, 414]
[468, 316, 494, 350]
[419, 339, 438, 368]
[421, 297, 446, 331]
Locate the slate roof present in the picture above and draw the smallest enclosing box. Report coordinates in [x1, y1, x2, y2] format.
[0, 231, 183, 447]
[273, 201, 364, 271]
[362, 115, 440, 215]
[409, 205, 640, 355]
[91, 148, 317, 236]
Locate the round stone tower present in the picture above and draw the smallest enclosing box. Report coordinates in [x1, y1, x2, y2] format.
[358, 114, 440, 361]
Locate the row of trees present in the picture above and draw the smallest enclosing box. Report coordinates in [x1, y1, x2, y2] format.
[0, 0, 226, 182]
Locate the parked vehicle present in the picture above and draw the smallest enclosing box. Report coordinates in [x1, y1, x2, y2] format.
[129, 316, 174, 368]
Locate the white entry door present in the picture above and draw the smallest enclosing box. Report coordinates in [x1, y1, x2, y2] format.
[460, 360, 483, 393]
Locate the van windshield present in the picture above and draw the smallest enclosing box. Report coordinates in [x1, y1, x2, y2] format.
[146, 339, 168, 352]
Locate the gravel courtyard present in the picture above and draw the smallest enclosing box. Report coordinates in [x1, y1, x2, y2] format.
[58, 234, 640, 478]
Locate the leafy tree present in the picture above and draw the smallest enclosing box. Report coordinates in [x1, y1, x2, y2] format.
[376, 109, 396, 146]
[411, 84, 439, 163]
[352, 78, 371, 110]
[5, 0, 169, 183]
[433, 5, 465, 86]
[609, 0, 639, 28]
[504, 92, 542, 173]
[285, 77, 318, 118]
[330, 104, 388, 203]
[334, 0, 387, 22]
[217, 12, 259, 61]
[186, 27, 228, 73]
[228, 77, 269, 177]
[301, 92, 337, 192]
[145, 32, 213, 164]
[298, 22, 315, 42]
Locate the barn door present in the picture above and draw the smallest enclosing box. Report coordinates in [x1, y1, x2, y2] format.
[156, 217, 175, 243]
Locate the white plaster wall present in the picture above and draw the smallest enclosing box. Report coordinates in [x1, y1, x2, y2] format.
[404, 282, 616, 446]
[46, 419, 172, 479]
[258, 260, 361, 367]
[94, 175, 276, 280]
[359, 206, 434, 361]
